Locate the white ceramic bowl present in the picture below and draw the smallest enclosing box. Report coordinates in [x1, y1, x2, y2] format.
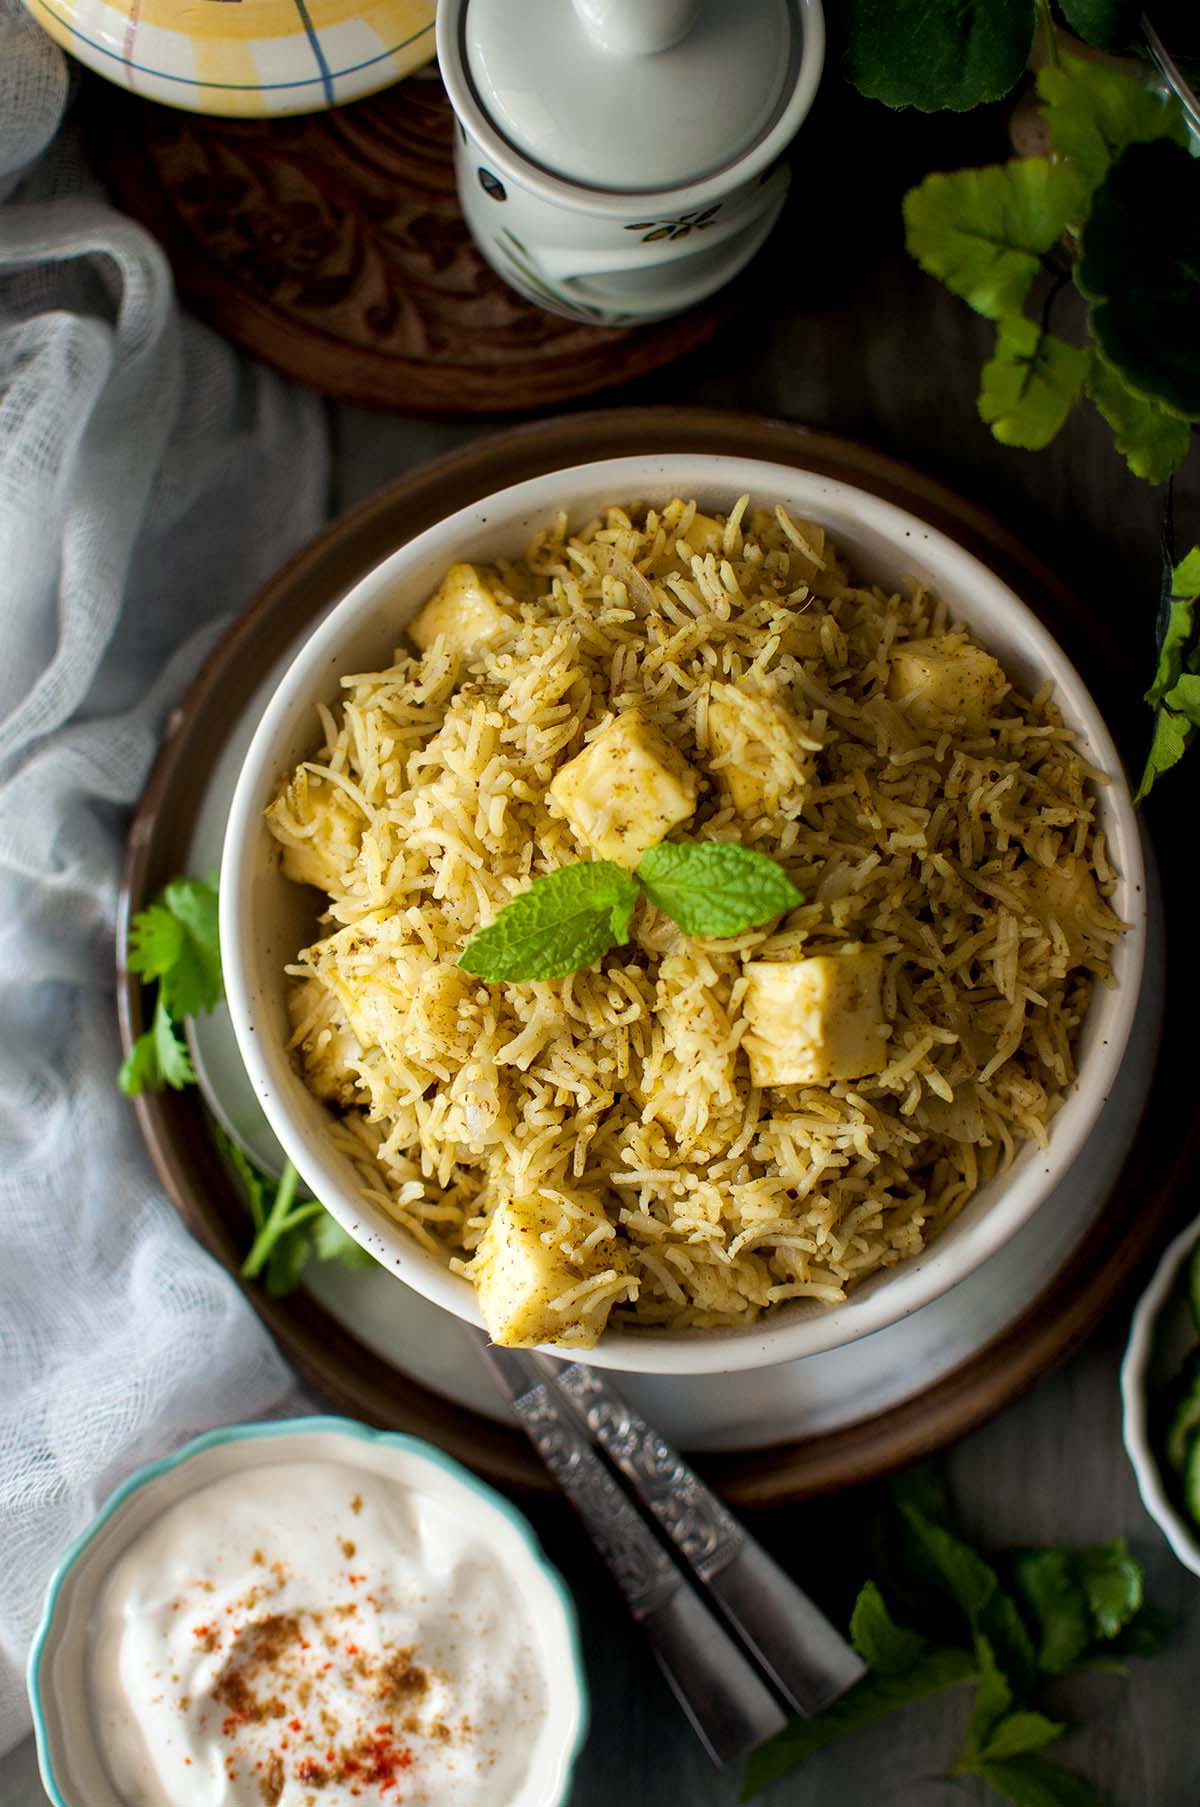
[221, 453, 1146, 1376]
[29, 1416, 587, 1807]
[1121, 1212, 1200, 1575]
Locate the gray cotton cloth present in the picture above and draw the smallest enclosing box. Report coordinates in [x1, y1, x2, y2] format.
[0, 0, 329, 1750]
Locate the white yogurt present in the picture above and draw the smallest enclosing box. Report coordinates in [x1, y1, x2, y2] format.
[87, 1458, 557, 1807]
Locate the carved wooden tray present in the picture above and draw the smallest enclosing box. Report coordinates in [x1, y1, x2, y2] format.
[119, 407, 1193, 1506]
[91, 72, 729, 416]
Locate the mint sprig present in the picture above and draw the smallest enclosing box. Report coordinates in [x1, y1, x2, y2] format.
[458, 841, 803, 984]
[636, 840, 803, 937]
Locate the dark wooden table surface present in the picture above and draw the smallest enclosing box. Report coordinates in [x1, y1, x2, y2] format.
[4, 79, 1199, 1807]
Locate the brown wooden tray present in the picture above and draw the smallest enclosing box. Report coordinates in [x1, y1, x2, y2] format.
[119, 406, 1194, 1507]
[91, 74, 728, 418]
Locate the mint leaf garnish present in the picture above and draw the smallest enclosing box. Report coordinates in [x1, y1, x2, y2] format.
[1137, 548, 1200, 800]
[849, 1582, 925, 1674]
[903, 161, 1084, 322]
[635, 840, 802, 937]
[458, 862, 640, 983]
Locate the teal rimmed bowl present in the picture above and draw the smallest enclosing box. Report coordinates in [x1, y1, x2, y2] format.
[28, 1414, 588, 1807]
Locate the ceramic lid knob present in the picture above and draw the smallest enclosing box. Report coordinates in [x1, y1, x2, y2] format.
[462, 0, 797, 194]
[570, 0, 701, 56]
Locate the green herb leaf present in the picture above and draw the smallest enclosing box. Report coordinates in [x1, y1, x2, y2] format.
[151, 995, 195, 1091]
[849, 1581, 925, 1674]
[740, 1645, 977, 1799]
[977, 1754, 1106, 1806]
[1075, 1539, 1143, 1640]
[898, 1504, 1037, 1696]
[1105, 1602, 1172, 1658]
[1012, 1549, 1094, 1675]
[979, 318, 1089, 450]
[1054, 0, 1138, 51]
[1086, 351, 1191, 484]
[311, 1211, 378, 1269]
[843, 0, 1035, 112]
[458, 862, 641, 983]
[1037, 54, 1189, 196]
[126, 903, 184, 984]
[904, 161, 1085, 321]
[961, 1635, 1013, 1762]
[157, 874, 223, 1019]
[117, 1028, 162, 1098]
[977, 1711, 1069, 1762]
[635, 841, 802, 937]
[1146, 547, 1200, 707]
[1077, 139, 1200, 420]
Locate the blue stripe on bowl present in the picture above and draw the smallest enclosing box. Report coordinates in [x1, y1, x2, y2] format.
[289, 0, 334, 105]
[27, 1413, 589, 1807]
[28, 0, 432, 93]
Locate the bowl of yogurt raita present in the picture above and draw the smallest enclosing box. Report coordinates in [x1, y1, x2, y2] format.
[29, 1416, 587, 1807]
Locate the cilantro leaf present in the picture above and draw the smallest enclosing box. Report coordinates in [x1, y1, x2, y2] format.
[843, 0, 1035, 113]
[1037, 54, 1189, 196]
[152, 996, 195, 1090]
[158, 874, 223, 1019]
[904, 161, 1085, 321]
[1012, 1549, 1094, 1675]
[976, 1712, 1068, 1763]
[127, 903, 184, 984]
[1075, 1540, 1143, 1640]
[848, 1581, 925, 1674]
[1077, 139, 1200, 420]
[979, 319, 1088, 450]
[1086, 351, 1191, 484]
[117, 1028, 162, 1097]
[740, 1645, 977, 1798]
[458, 862, 640, 983]
[1054, 0, 1138, 52]
[635, 841, 802, 937]
[311, 1211, 378, 1268]
[977, 1754, 1106, 1806]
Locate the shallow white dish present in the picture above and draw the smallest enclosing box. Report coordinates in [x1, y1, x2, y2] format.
[192, 627, 1163, 1450]
[28, 1417, 587, 1807]
[219, 454, 1147, 1377]
[1121, 1212, 1200, 1576]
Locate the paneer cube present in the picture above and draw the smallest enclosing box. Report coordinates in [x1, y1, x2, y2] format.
[1021, 858, 1114, 962]
[887, 635, 1006, 730]
[472, 1193, 624, 1348]
[408, 562, 511, 658]
[267, 772, 362, 895]
[680, 510, 725, 556]
[707, 683, 812, 817]
[548, 711, 699, 865]
[742, 950, 889, 1087]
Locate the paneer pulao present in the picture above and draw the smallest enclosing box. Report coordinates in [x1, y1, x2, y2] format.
[267, 497, 1126, 1349]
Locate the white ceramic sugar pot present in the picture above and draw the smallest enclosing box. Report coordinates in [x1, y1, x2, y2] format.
[436, 0, 825, 326]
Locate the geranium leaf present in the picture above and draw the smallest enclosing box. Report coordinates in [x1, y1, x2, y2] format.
[843, 0, 1035, 112]
[904, 161, 1085, 321]
[979, 319, 1088, 450]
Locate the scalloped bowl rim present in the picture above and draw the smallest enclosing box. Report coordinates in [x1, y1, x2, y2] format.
[27, 1415, 588, 1807]
[220, 452, 1146, 1377]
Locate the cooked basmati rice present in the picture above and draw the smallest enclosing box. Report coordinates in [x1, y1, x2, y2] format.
[267, 496, 1125, 1347]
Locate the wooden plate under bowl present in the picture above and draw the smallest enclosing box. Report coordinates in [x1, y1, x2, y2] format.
[120, 406, 1191, 1507]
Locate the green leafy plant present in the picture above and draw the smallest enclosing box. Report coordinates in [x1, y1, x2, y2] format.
[743, 1471, 1167, 1806]
[120, 870, 373, 1294]
[118, 874, 223, 1095]
[458, 840, 803, 983]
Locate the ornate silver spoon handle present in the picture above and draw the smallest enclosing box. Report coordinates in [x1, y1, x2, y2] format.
[541, 1356, 867, 1717]
[476, 1339, 787, 1767]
